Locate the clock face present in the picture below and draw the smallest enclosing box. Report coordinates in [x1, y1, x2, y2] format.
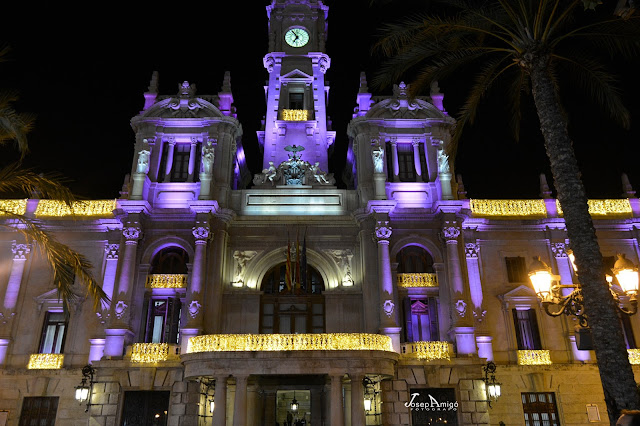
[285, 28, 309, 48]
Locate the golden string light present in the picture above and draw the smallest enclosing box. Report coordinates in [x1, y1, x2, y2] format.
[628, 349, 640, 365]
[187, 333, 394, 354]
[145, 274, 188, 289]
[130, 343, 169, 363]
[556, 199, 632, 216]
[282, 109, 309, 121]
[397, 273, 438, 288]
[410, 341, 451, 361]
[27, 353, 64, 369]
[469, 199, 547, 217]
[0, 199, 28, 216]
[517, 349, 552, 365]
[35, 200, 117, 217]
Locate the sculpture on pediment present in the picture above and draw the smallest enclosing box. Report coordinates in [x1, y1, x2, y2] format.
[371, 140, 384, 173]
[253, 146, 335, 187]
[437, 150, 450, 174]
[136, 150, 150, 174]
[201, 140, 215, 175]
[233, 250, 258, 285]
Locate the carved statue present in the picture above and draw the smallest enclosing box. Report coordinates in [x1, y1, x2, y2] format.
[437, 150, 450, 174]
[233, 250, 257, 284]
[310, 162, 330, 184]
[136, 150, 150, 174]
[372, 143, 384, 173]
[201, 140, 215, 175]
[264, 161, 277, 183]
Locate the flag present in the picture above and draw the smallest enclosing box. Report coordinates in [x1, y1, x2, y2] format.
[301, 229, 307, 292]
[285, 236, 292, 292]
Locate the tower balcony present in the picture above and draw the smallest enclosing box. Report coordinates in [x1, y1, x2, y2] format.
[400, 341, 452, 361]
[145, 274, 188, 289]
[397, 273, 438, 288]
[281, 109, 313, 121]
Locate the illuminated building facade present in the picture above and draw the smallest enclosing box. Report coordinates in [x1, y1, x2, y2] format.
[0, 1, 639, 425]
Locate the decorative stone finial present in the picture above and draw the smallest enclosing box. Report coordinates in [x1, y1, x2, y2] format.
[221, 71, 232, 93]
[539, 173, 552, 199]
[622, 173, 636, 198]
[148, 71, 159, 93]
[178, 81, 196, 98]
[358, 72, 369, 93]
[456, 174, 467, 199]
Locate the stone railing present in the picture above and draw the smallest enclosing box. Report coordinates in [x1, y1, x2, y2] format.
[27, 353, 64, 369]
[517, 349, 552, 365]
[145, 274, 188, 289]
[397, 273, 438, 288]
[281, 109, 309, 121]
[129, 343, 180, 363]
[187, 333, 394, 354]
[469, 198, 633, 218]
[401, 341, 451, 361]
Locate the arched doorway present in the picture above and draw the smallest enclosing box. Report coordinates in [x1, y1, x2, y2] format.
[260, 262, 325, 334]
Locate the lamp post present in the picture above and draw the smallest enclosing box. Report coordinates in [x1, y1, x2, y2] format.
[75, 365, 95, 413]
[527, 253, 639, 348]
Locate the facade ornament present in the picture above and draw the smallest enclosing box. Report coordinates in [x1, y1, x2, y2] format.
[437, 149, 450, 174]
[551, 242, 568, 258]
[201, 140, 216, 175]
[11, 242, 30, 260]
[136, 150, 150, 174]
[442, 223, 460, 242]
[233, 250, 258, 285]
[473, 307, 487, 323]
[253, 146, 335, 187]
[371, 139, 384, 173]
[188, 300, 202, 319]
[192, 225, 211, 242]
[465, 242, 480, 258]
[105, 244, 120, 259]
[263, 55, 276, 73]
[96, 310, 110, 325]
[122, 226, 142, 242]
[317, 55, 330, 74]
[455, 299, 467, 317]
[374, 221, 392, 242]
[309, 162, 331, 184]
[328, 249, 354, 287]
[114, 300, 128, 320]
[383, 300, 395, 317]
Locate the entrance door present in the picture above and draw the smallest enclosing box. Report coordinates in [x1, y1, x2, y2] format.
[276, 390, 311, 425]
[120, 391, 170, 426]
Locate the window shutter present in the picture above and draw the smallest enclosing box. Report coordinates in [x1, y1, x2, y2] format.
[403, 297, 413, 342]
[429, 297, 440, 341]
[166, 297, 182, 345]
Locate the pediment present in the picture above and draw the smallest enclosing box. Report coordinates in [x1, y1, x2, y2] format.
[281, 69, 313, 81]
[499, 284, 538, 309]
[34, 287, 84, 313]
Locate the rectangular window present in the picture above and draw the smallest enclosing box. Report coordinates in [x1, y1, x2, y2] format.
[404, 297, 439, 342]
[19, 397, 58, 426]
[522, 392, 560, 426]
[506, 256, 528, 283]
[144, 297, 181, 344]
[170, 144, 191, 182]
[121, 391, 169, 426]
[513, 309, 542, 350]
[397, 143, 416, 182]
[39, 312, 67, 354]
[289, 92, 304, 110]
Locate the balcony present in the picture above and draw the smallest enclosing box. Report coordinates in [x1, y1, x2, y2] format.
[128, 343, 180, 363]
[397, 273, 438, 288]
[281, 109, 310, 121]
[517, 349, 552, 365]
[27, 353, 64, 369]
[401, 341, 451, 361]
[145, 274, 188, 289]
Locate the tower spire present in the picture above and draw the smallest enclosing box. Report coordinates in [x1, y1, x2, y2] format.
[142, 71, 159, 111]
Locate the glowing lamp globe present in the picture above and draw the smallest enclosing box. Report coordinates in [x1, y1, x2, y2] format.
[613, 253, 639, 295]
[75, 385, 89, 403]
[364, 397, 372, 411]
[528, 257, 553, 300]
[487, 382, 501, 399]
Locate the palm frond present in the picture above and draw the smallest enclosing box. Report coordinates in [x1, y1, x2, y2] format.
[0, 164, 76, 205]
[0, 90, 34, 158]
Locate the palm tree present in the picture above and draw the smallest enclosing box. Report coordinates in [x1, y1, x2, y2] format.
[0, 45, 107, 313]
[372, 0, 640, 421]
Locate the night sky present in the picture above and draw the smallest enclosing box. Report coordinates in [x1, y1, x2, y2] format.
[1, 1, 638, 200]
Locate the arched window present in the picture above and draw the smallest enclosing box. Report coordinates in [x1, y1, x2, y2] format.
[150, 247, 189, 274]
[260, 263, 325, 334]
[396, 246, 434, 273]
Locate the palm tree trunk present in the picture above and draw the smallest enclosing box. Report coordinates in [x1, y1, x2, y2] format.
[529, 56, 639, 423]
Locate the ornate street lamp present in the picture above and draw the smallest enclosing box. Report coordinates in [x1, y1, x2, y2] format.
[483, 361, 501, 408]
[75, 365, 95, 412]
[527, 253, 639, 348]
[290, 391, 299, 413]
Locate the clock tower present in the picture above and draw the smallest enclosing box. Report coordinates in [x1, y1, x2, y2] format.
[256, 0, 336, 184]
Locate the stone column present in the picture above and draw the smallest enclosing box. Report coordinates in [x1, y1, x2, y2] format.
[164, 138, 176, 179]
[350, 374, 365, 426]
[443, 221, 476, 355]
[104, 221, 141, 357]
[412, 138, 422, 181]
[330, 374, 344, 426]
[0, 338, 9, 365]
[233, 375, 248, 426]
[188, 138, 198, 182]
[247, 383, 258, 426]
[390, 138, 399, 181]
[374, 220, 402, 352]
[3, 242, 30, 311]
[213, 376, 227, 426]
[551, 242, 574, 290]
[181, 221, 210, 353]
[101, 244, 119, 307]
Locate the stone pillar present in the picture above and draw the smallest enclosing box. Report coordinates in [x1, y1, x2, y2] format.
[3, 242, 30, 311]
[101, 244, 119, 306]
[476, 335, 494, 361]
[0, 338, 10, 365]
[182, 221, 210, 353]
[263, 390, 277, 426]
[412, 138, 422, 181]
[104, 221, 142, 357]
[330, 374, 344, 426]
[551, 242, 574, 294]
[350, 374, 365, 426]
[374, 220, 402, 352]
[213, 376, 228, 426]
[88, 338, 106, 363]
[443, 221, 476, 355]
[188, 138, 198, 182]
[390, 139, 399, 181]
[164, 138, 176, 179]
[233, 375, 248, 426]
[247, 383, 258, 426]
